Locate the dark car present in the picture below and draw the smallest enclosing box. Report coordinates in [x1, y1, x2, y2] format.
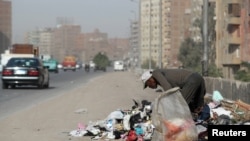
[1, 57, 49, 89]
[94, 65, 106, 72]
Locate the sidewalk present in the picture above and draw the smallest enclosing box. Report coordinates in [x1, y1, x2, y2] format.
[0, 71, 157, 141]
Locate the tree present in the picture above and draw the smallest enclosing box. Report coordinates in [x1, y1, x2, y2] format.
[178, 37, 202, 72]
[234, 62, 250, 82]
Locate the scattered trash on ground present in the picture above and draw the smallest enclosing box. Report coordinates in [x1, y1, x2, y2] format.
[69, 89, 250, 141]
[70, 99, 154, 140]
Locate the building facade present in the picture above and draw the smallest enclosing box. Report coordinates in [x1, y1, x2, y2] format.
[38, 28, 54, 56]
[0, 0, 11, 54]
[139, 0, 191, 69]
[53, 24, 81, 62]
[129, 20, 140, 68]
[140, 0, 162, 69]
[215, 0, 250, 79]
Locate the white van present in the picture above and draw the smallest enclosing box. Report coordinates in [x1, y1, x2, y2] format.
[114, 60, 125, 71]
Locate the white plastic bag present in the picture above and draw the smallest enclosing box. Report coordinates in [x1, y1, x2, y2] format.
[212, 90, 223, 106]
[151, 87, 198, 141]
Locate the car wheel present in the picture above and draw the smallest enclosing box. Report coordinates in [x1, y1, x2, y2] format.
[44, 81, 49, 88]
[38, 77, 44, 89]
[2, 83, 8, 89]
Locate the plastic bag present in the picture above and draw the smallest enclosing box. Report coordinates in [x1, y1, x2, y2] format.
[151, 87, 198, 141]
[212, 90, 223, 106]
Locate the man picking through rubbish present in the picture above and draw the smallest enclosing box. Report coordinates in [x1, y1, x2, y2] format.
[141, 68, 206, 114]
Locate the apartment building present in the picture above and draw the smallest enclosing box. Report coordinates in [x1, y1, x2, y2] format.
[215, 0, 250, 79]
[24, 28, 55, 60]
[190, 0, 203, 43]
[129, 20, 140, 68]
[53, 24, 81, 62]
[24, 30, 40, 46]
[83, 29, 130, 63]
[83, 29, 110, 63]
[0, 0, 11, 54]
[139, 0, 191, 69]
[168, 0, 191, 68]
[140, 0, 162, 69]
[24, 25, 130, 64]
[38, 28, 54, 56]
[108, 38, 130, 62]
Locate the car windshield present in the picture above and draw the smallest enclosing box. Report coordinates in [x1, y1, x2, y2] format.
[6, 58, 38, 67]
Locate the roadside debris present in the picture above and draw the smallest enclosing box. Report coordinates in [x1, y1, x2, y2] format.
[74, 108, 88, 114]
[194, 90, 250, 141]
[70, 99, 154, 140]
[69, 89, 250, 141]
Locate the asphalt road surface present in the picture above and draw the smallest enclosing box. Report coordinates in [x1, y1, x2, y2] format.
[0, 67, 110, 120]
[0, 69, 157, 141]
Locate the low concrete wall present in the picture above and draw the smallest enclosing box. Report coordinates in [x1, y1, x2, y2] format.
[204, 77, 250, 104]
[133, 68, 250, 104]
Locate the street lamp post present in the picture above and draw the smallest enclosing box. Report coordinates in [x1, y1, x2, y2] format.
[159, 0, 162, 69]
[149, 0, 152, 70]
[202, 0, 208, 76]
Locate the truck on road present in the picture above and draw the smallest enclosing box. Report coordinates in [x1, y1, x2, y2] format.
[1, 45, 37, 67]
[11, 44, 39, 56]
[62, 56, 77, 71]
[93, 52, 109, 72]
[113, 60, 125, 71]
[0, 44, 38, 72]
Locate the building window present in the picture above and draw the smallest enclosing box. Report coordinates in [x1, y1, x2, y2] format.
[228, 3, 240, 17]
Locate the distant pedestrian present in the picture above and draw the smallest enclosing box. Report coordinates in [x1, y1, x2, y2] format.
[141, 69, 206, 113]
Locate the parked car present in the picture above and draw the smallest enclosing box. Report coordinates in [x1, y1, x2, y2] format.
[1, 57, 50, 89]
[42, 58, 59, 73]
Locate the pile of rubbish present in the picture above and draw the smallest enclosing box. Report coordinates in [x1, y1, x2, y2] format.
[69, 99, 154, 140]
[194, 91, 250, 140]
[69, 91, 250, 141]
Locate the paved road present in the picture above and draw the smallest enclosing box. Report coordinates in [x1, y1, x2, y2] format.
[0, 70, 157, 141]
[0, 68, 105, 120]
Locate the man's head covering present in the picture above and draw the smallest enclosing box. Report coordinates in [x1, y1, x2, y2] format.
[141, 70, 153, 89]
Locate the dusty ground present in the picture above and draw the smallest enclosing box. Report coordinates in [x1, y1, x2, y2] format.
[0, 71, 157, 141]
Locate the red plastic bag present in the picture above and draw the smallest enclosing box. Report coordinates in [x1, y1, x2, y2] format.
[126, 130, 137, 141]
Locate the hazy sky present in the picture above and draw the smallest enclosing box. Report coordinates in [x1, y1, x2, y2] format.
[11, 0, 139, 43]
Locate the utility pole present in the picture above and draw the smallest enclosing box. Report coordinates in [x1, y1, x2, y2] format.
[202, 0, 208, 76]
[159, 0, 162, 69]
[149, 0, 152, 69]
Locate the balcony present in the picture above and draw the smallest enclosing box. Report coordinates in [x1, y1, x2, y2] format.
[228, 36, 241, 44]
[222, 55, 241, 65]
[228, 17, 240, 24]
